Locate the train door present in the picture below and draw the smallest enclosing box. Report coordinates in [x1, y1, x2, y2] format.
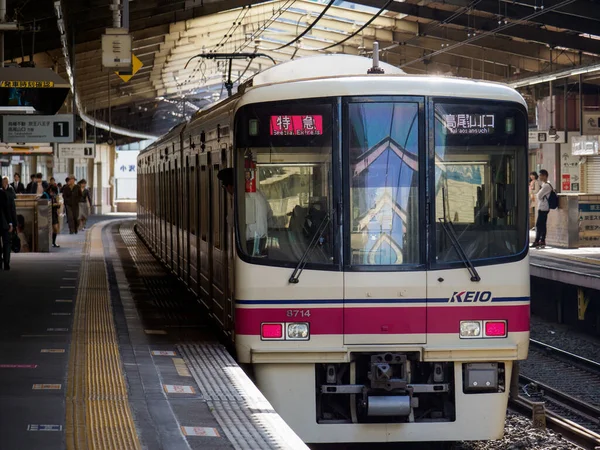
[185, 154, 193, 290]
[199, 153, 212, 311]
[210, 151, 228, 329]
[175, 156, 182, 277]
[166, 161, 177, 272]
[343, 98, 427, 345]
[160, 163, 166, 263]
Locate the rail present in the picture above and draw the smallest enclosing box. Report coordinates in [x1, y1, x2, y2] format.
[529, 339, 600, 375]
[509, 339, 600, 449]
[509, 395, 600, 449]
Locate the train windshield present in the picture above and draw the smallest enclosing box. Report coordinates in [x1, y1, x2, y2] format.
[434, 101, 528, 264]
[347, 101, 421, 266]
[235, 100, 336, 267]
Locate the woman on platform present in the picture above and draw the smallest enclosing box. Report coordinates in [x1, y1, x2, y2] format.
[47, 185, 60, 248]
[78, 179, 91, 231]
[529, 171, 541, 230]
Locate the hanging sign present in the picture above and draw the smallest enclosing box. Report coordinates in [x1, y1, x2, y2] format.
[529, 130, 566, 144]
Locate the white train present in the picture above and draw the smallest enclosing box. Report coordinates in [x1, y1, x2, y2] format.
[137, 54, 530, 444]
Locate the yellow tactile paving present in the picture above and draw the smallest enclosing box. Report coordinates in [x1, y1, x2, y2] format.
[65, 223, 142, 450]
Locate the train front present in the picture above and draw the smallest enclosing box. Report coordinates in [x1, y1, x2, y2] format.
[233, 83, 529, 443]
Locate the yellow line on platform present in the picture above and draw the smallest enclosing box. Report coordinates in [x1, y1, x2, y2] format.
[65, 222, 141, 450]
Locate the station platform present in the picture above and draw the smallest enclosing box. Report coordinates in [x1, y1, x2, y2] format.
[0, 216, 306, 450]
[529, 244, 600, 290]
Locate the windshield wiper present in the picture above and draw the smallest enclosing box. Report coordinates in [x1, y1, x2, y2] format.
[439, 188, 481, 282]
[289, 210, 331, 284]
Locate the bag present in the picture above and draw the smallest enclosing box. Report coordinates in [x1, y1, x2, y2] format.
[547, 184, 558, 210]
[11, 232, 20, 253]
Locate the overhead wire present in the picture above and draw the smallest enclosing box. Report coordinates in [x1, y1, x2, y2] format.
[313, 0, 394, 51]
[269, 0, 335, 51]
[400, 0, 578, 69]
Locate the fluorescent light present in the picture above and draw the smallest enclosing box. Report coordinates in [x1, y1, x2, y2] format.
[510, 63, 600, 88]
[571, 68, 588, 76]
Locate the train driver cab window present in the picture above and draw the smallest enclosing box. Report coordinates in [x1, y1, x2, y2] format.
[348, 101, 421, 266]
[235, 101, 336, 267]
[434, 101, 527, 263]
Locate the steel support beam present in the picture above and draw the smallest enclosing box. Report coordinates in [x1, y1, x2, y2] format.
[351, 0, 600, 56]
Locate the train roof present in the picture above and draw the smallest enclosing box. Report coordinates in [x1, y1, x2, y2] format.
[249, 54, 405, 87]
[237, 54, 525, 108]
[140, 55, 525, 154]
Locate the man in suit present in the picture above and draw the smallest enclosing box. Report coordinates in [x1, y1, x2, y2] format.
[11, 173, 24, 194]
[63, 176, 81, 234]
[1, 177, 17, 270]
[0, 185, 14, 270]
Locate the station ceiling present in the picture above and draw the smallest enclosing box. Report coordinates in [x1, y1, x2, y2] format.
[5, 0, 600, 138]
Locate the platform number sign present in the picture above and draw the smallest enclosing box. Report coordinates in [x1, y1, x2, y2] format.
[2, 114, 74, 143]
[53, 121, 69, 138]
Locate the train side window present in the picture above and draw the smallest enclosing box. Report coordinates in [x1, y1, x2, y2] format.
[348, 102, 421, 266]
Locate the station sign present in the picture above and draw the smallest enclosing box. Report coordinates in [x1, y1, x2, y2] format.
[58, 143, 96, 159]
[583, 113, 600, 135]
[572, 135, 600, 155]
[2, 114, 74, 143]
[0, 68, 70, 115]
[579, 203, 600, 246]
[529, 130, 566, 144]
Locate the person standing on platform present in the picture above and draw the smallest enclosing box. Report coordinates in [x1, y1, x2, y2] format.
[1, 177, 17, 270]
[29, 173, 48, 197]
[11, 173, 24, 194]
[0, 187, 14, 270]
[532, 169, 553, 248]
[78, 179, 91, 231]
[62, 177, 72, 233]
[64, 176, 81, 234]
[529, 171, 541, 230]
[47, 185, 61, 248]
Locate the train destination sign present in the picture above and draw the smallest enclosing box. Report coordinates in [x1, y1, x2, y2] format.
[270, 115, 323, 136]
[444, 114, 495, 135]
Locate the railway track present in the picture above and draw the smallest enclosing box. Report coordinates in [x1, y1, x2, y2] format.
[511, 339, 600, 449]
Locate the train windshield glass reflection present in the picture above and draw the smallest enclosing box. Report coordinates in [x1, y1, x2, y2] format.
[236, 101, 335, 267]
[434, 101, 527, 264]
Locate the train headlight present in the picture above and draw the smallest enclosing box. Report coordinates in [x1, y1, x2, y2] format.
[287, 323, 309, 340]
[460, 321, 481, 338]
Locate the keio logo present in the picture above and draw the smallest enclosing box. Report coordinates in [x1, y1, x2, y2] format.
[449, 291, 492, 303]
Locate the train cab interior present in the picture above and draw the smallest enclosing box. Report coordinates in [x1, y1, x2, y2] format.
[235, 145, 334, 265]
[433, 102, 528, 265]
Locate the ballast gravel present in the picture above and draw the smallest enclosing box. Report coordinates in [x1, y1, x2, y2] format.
[457, 412, 578, 450]
[530, 315, 600, 363]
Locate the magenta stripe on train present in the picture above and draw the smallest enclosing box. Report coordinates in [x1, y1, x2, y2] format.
[235, 305, 530, 335]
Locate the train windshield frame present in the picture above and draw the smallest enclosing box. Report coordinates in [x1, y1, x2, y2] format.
[234, 96, 528, 271]
[431, 99, 528, 268]
[234, 98, 342, 270]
